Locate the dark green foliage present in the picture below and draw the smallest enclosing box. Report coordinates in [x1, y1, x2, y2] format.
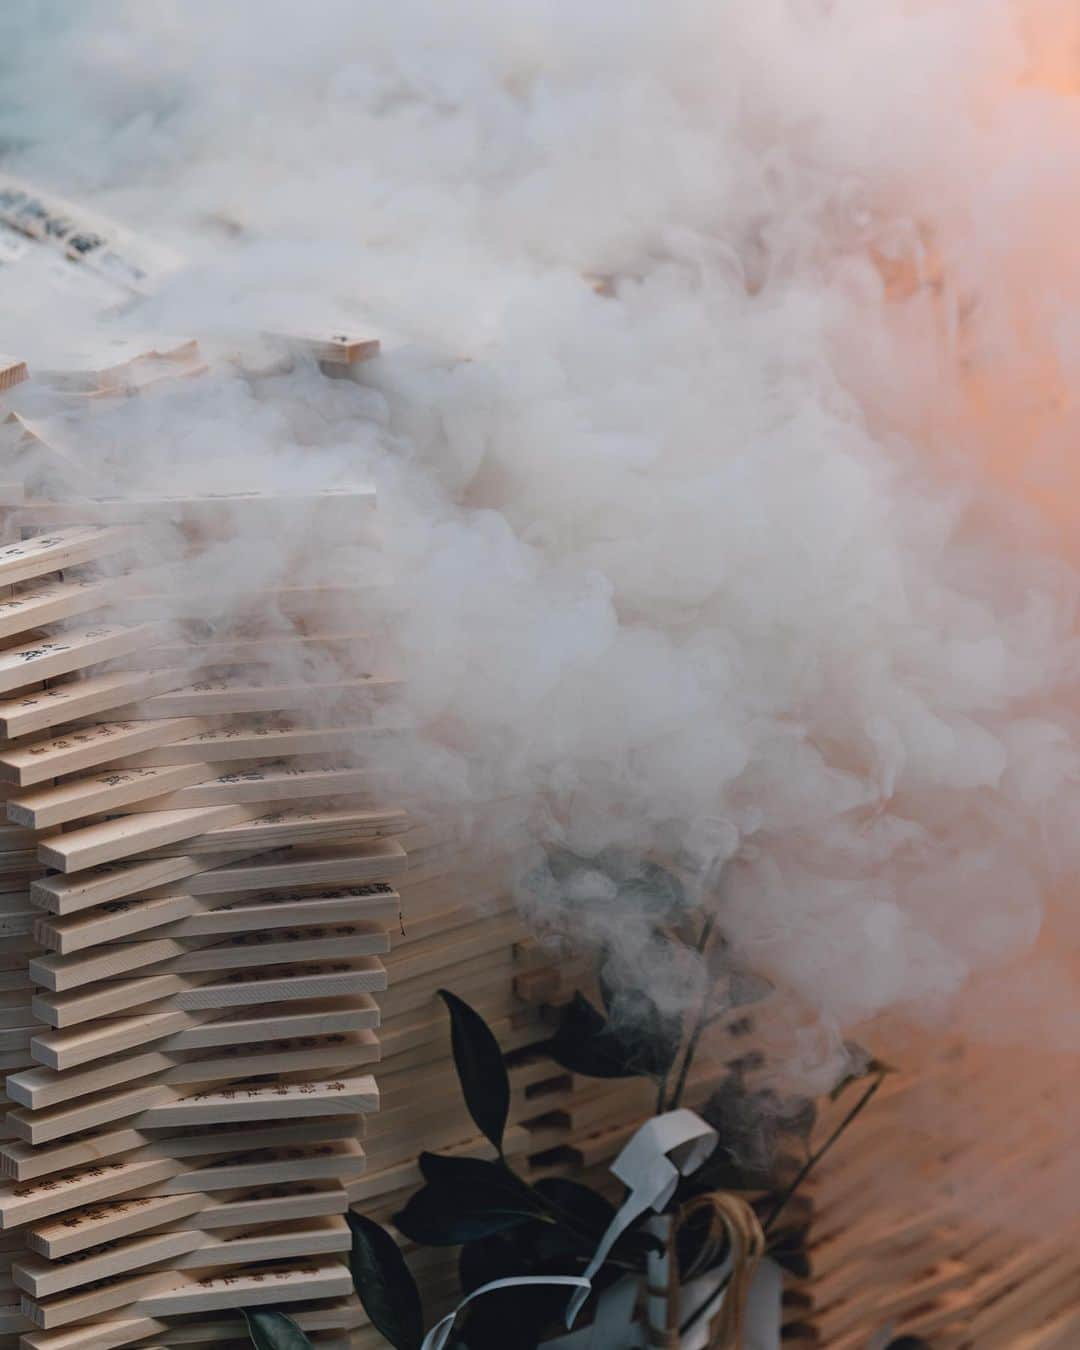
[608, 857, 688, 922]
[347, 1210, 424, 1350]
[438, 989, 510, 1155]
[696, 1074, 816, 1190]
[548, 992, 633, 1078]
[459, 1234, 524, 1292]
[454, 1226, 604, 1350]
[531, 1177, 615, 1243]
[453, 1264, 564, 1350]
[241, 1310, 313, 1349]
[394, 1154, 544, 1245]
[521, 850, 689, 926]
[549, 989, 679, 1080]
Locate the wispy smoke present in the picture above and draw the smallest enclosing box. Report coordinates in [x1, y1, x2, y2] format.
[2, 0, 1080, 1089]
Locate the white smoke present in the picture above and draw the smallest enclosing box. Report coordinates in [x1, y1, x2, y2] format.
[2, 0, 1080, 1072]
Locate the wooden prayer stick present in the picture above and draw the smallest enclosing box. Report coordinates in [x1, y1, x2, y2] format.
[37, 804, 259, 873]
[20, 1288, 361, 1350]
[117, 882, 398, 942]
[34, 879, 399, 955]
[31, 955, 387, 1029]
[18, 1214, 350, 1310]
[26, 1248, 350, 1328]
[0, 1135, 368, 1228]
[148, 632, 375, 666]
[136, 804, 407, 858]
[116, 673, 400, 719]
[0, 623, 159, 697]
[31, 993, 381, 1071]
[18, 1204, 351, 1306]
[80, 1333, 351, 1350]
[9, 762, 228, 830]
[124, 719, 403, 766]
[168, 839, 407, 896]
[0, 528, 133, 589]
[20, 1258, 353, 1338]
[30, 922, 390, 998]
[10, 1022, 381, 1109]
[121, 763, 376, 812]
[8, 1052, 378, 1144]
[28, 1181, 350, 1259]
[0, 718, 205, 787]
[0, 667, 184, 739]
[2, 1107, 359, 1185]
[0, 577, 119, 642]
[30, 847, 268, 915]
[15, 487, 375, 526]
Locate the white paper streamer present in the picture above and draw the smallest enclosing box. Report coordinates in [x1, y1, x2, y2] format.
[415, 1109, 783, 1348]
[567, 1108, 718, 1323]
[421, 1275, 591, 1350]
[417, 1110, 735, 1349]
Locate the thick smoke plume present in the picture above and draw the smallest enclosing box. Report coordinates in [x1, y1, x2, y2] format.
[1, 0, 1080, 1096]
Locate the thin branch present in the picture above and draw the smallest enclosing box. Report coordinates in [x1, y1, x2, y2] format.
[761, 1072, 885, 1234]
[666, 910, 719, 1112]
[676, 1072, 885, 1338]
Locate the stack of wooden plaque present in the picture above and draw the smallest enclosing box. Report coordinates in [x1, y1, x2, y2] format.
[0, 336, 427, 1345]
[799, 1028, 1080, 1349]
[0, 335, 613, 1348]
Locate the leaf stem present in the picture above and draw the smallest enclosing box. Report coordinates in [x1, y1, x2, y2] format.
[666, 910, 718, 1112]
[760, 1072, 884, 1234]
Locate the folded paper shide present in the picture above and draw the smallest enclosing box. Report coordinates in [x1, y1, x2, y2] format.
[422, 1109, 778, 1350]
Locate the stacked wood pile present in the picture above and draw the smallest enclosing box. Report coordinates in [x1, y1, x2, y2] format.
[0, 337, 656, 1350]
[0, 338, 410, 1347]
[800, 1029, 1080, 1350]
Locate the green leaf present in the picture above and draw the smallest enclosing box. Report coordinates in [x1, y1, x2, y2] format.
[417, 1151, 533, 1195]
[347, 1210, 424, 1350]
[456, 1238, 578, 1350]
[438, 989, 510, 1155]
[394, 1156, 543, 1246]
[521, 851, 688, 927]
[614, 860, 687, 921]
[549, 990, 679, 1081]
[532, 1177, 615, 1242]
[548, 993, 635, 1078]
[241, 1310, 313, 1350]
[608, 983, 683, 1079]
[459, 1234, 522, 1293]
[394, 1189, 539, 1245]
